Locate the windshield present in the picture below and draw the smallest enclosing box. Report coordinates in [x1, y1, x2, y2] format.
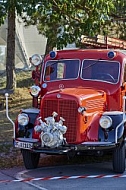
[81, 59, 120, 84]
[44, 59, 80, 81]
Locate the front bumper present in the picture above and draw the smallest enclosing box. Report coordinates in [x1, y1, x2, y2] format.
[14, 138, 119, 154]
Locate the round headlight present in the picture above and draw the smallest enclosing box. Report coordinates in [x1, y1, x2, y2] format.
[18, 113, 29, 126]
[99, 116, 112, 129]
[30, 54, 42, 66]
[30, 85, 41, 97]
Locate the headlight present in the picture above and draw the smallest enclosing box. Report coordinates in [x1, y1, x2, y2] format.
[30, 85, 41, 97]
[99, 116, 112, 129]
[30, 54, 42, 66]
[18, 113, 29, 126]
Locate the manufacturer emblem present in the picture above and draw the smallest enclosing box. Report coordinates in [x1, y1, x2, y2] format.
[57, 94, 61, 98]
[59, 84, 64, 89]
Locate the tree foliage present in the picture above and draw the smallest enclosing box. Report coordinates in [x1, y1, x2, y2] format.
[110, 0, 126, 40]
[23, 0, 126, 50]
[0, 0, 126, 89]
[23, 0, 115, 50]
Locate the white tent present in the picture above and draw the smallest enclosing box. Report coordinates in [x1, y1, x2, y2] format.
[0, 17, 47, 70]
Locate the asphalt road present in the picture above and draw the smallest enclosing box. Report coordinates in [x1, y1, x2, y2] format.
[0, 161, 126, 190]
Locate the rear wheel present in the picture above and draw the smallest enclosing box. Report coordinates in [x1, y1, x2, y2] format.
[113, 141, 125, 173]
[21, 149, 40, 169]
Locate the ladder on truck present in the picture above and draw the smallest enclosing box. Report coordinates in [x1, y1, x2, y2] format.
[81, 35, 126, 49]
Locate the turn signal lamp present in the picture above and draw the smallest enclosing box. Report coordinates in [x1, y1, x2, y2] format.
[49, 51, 57, 59]
[107, 51, 116, 59]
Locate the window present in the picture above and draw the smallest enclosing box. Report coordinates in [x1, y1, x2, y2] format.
[44, 59, 80, 81]
[81, 59, 120, 84]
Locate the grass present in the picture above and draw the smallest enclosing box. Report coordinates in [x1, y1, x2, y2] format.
[0, 88, 32, 143]
[0, 70, 33, 168]
[0, 70, 33, 142]
[0, 144, 23, 169]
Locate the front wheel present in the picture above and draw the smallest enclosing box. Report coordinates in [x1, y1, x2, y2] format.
[21, 149, 40, 169]
[113, 141, 125, 173]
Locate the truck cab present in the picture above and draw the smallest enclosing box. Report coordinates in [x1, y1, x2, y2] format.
[6, 35, 126, 173]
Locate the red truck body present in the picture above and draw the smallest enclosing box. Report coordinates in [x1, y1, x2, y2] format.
[6, 36, 126, 173]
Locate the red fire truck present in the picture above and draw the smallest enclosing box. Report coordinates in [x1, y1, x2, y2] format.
[5, 35, 126, 173]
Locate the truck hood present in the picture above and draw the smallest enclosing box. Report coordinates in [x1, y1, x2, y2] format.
[62, 87, 106, 111]
[46, 87, 106, 111]
[61, 87, 104, 99]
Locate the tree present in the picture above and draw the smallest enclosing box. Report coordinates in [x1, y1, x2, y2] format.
[6, 1, 16, 89]
[24, 0, 126, 51]
[90, 0, 126, 40]
[0, 0, 37, 90]
[0, 0, 125, 90]
[111, 0, 126, 40]
[0, 0, 15, 89]
[23, 0, 115, 52]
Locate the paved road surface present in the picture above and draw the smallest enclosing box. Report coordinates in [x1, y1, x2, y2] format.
[0, 161, 126, 190]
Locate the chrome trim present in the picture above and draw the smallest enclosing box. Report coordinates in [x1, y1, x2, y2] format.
[21, 108, 40, 114]
[115, 96, 126, 143]
[5, 93, 15, 138]
[16, 138, 39, 143]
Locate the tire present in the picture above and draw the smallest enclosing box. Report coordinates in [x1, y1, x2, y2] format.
[113, 141, 125, 173]
[21, 149, 40, 169]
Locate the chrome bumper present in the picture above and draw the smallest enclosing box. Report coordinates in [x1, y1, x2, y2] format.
[13, 138, 119, 154]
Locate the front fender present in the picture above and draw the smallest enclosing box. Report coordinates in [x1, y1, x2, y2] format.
[98, 112, 124, 143]
[16, 108, 40, 138]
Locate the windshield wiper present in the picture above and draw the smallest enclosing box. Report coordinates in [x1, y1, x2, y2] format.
[82, 59, 101, 71]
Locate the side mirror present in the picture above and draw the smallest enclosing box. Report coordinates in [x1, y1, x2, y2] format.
[29, 54, 44, 83]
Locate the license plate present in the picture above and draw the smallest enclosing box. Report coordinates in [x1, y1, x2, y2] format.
[14, 141, 33, 149]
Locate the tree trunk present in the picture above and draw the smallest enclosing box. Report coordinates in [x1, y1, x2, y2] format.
[45, 39, 55, 55]
[6, 7, 16, 90]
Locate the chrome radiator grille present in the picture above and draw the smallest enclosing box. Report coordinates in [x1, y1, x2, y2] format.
[42, 99, 78, 143]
